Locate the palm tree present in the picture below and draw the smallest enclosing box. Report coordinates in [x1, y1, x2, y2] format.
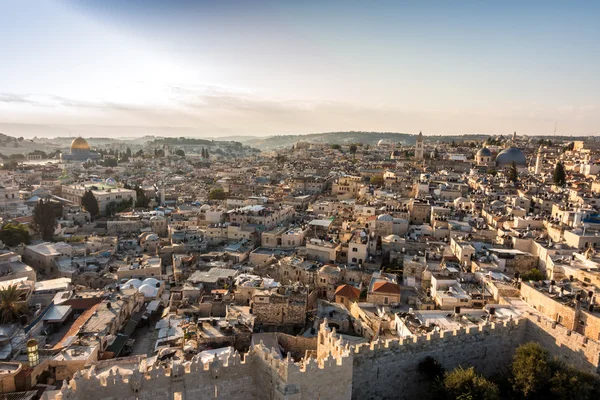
[0, 284, 29, 324]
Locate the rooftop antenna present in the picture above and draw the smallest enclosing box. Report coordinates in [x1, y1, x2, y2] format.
[553, 121, 557, 136]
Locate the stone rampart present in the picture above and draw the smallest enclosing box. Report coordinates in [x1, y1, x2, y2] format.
[525, 313, 600, 374]
[47, 313, 600, 400]
[347, 320, 526, 400]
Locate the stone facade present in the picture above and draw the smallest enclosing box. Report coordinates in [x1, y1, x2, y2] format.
[45, 313, 600, 400]
[251, 290, 307, 327]
[48, 339, 352, 400]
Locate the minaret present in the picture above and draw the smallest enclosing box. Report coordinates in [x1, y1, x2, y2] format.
[534, 146, 542, 175]
[415, 131, 424, 160]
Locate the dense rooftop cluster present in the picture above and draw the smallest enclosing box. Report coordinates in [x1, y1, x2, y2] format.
[2, 133, 600, 398]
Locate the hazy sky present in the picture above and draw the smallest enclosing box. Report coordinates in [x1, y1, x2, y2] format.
[0, 0, 599, 137]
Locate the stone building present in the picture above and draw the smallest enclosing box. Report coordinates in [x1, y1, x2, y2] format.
[414, 131, 424, 160]
[38, 310, 600, 400]
[251, 286, 308, 328]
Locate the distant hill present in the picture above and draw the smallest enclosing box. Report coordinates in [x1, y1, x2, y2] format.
[0, 132, 63, 157]
[238, 131, 592, 150]
[238, 131, 495, 150]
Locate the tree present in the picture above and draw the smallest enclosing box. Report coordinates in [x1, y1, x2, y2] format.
[126, 147, 132, 157]
[135, 187, 150, 208]
[370, 175, 385, 187]
[0, 223, 30, 247]
[349, 144, 358, 155]
[330, 144, 341, 150]
[508, 161, 519, 182]
[104, 158, 117, 167]
[209, 187, 227, 200]
[520, 268, 545, 282]
[81, 190, 99, 219]
[547, 361, 600, 400]
[175, 149, 185, 157]
[33, 199, 57, 241]
[0, 284, 29, 324]
[437, 367, 499, 400]
[105, 201, 117, 217]
[553, 162, 566, 186]
[511, 342, 551, 398]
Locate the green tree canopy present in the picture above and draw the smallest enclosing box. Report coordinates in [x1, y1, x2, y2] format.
[520, 268, 545, 282]
[0, 284, 29, 324]
[349, 144, 358, 154]
[81, 190, 99, 219]
[437, 366, 499, 400]
[511, 342, 551, 397]
[0, 223, 30, 247]
[174, 149, 185, 157]
[370, 174, 385, 187]
[209, 187, 227, 200]
[33, 199, 57, 241]
[135, 187, 150, 209]
[553, 162, 566, 186]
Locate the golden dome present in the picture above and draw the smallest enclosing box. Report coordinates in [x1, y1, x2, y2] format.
[70, 137, 90, 152]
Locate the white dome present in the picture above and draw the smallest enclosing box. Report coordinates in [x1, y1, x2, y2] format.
[384, 234, 401, 243]
[138, 284, 158, 297]
[200, 204, 211, 211]
[121, 279, 142, 289]
[377, 214, 393, 222]
[142, 277, 160, 287]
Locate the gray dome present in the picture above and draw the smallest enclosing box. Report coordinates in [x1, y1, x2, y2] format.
[477, 147, 492, 157]
[377, 214, 393, 222]
[496, 147, 526, 167]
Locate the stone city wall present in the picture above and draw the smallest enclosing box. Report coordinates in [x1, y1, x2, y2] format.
[50, 340, 351, 400]
[346, 320, 527, 400]
[524, 313, 600, 374]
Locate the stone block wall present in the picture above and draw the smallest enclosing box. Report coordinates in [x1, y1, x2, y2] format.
[348, 320, 527, 400]
[524, 314, 600, 374]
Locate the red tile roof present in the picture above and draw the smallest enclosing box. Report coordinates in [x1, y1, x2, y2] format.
[335, 284, 361, 299]
[371, 281, 401, 294]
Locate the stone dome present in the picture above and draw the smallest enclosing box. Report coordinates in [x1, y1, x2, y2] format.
[70, 137, 90, 153]
[319, 264, 341, 275]
[138, 284, 159, 298]
[377, 214, 394, 222]
[383, 234, 401, 243]
[495, 147, 526, 167]
[121, 279, 142, 290]
[476, 147, 492, 157]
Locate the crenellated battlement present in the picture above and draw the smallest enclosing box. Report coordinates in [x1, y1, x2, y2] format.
[328, 318, 526, 356]
[48, 314, 600, 400]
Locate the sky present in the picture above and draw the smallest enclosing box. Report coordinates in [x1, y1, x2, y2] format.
[0, 0, 598, 138]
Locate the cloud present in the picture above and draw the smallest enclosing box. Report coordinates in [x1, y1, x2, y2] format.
[0, 93, 33, 104]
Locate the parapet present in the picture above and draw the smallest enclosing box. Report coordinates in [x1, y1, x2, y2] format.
[350, 318, 525, 356]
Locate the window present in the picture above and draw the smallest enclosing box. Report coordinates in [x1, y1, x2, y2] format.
[352, 247, 358, 252]
[584, 277, 591, 283]
[384, 297, 389, 305]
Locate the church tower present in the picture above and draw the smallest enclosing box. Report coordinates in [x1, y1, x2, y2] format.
[534, 146, 542, 175]
[415, 131, 424, 160]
